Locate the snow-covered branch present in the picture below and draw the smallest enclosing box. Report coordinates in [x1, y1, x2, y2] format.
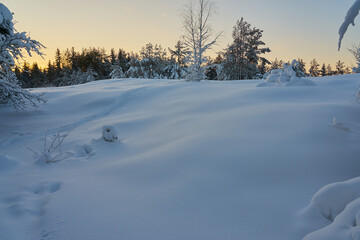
[338, 0, 360, 50]
[0, 3, 45, 109]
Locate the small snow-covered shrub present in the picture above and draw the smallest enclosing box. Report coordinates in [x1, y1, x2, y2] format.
[102, 125, 118, 142]
[356, 85, 360, 102]
[258, 62, 315, 87]
[29, 127, 72, 164]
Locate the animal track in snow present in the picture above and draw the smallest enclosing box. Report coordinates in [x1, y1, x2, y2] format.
[7, 181, 61, 217]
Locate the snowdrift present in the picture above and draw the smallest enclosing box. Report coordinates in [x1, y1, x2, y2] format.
[299, 177, 360, 240]
[0, 75, 359, 240]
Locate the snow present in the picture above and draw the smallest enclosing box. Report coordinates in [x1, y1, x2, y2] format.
[300, 177, 360, 240]
[0, 3, 12, 26]
[339, 0, 360, 50]
[0, 75, 360, 240]
[258, 63, 315, 87]
[102, 125, 118, 142]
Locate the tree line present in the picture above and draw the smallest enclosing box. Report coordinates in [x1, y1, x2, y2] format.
[16, 46, 354, 88]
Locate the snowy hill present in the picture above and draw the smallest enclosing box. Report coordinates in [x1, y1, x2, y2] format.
[0, 75, 360, 240]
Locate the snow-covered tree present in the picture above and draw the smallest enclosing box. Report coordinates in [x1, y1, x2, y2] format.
[0, 3, 45, 109]
[290, 59, 307, 77]
[139, 43, 167, 79]
[126, 57, 143, 78]
[163, 59, 185, 79]
[84, 66, 97, 82]
[109, 65, 125, 79]
[349, 44, 360, 73]
[339, 0, 360, 50]
[182, 0, 221, 81]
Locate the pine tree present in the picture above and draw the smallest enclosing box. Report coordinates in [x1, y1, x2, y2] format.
[45, 61, 56, 86]
[335, 60, 345, 75]
[297, 59, 307, 75]
[117, 49, 129, 72]
[218, 18, 270, 80]
[30, 62, 44, 87]
[309, 59, 320, 77]
[69, 47, 77, 70]
[19, 61, 31, 88]
[270, 58, 284, 70]
[55, 48, 62, 73]
[320, 63, 327, 76]
[168, 41, 188, 79]
[326, 64, 333, 76]
[169, 41, 188, 67]
[110, 48, 116, 65]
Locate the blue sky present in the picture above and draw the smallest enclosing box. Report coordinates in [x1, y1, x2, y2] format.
[3, 0, 360, 68]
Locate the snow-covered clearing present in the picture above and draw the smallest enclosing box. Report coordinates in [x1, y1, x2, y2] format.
[0, 75, 360, 240]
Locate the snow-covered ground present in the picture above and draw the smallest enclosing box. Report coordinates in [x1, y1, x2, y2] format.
[0, 75, 359, 240]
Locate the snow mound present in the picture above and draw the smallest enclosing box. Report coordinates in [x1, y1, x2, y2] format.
[304, 198, 360, 240]
[102, 125, 118, 142]
[299, 177, 360, 239]
[332, 117, 350, 131]
[258, 63, 315, 87]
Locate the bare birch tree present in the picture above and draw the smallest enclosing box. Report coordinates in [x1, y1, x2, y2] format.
[182, 0, 221, 81]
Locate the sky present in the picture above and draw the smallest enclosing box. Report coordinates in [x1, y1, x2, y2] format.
[2, 0, 360, 69]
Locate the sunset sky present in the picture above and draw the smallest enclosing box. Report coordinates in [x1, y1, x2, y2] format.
[3, 0, 360, 68]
